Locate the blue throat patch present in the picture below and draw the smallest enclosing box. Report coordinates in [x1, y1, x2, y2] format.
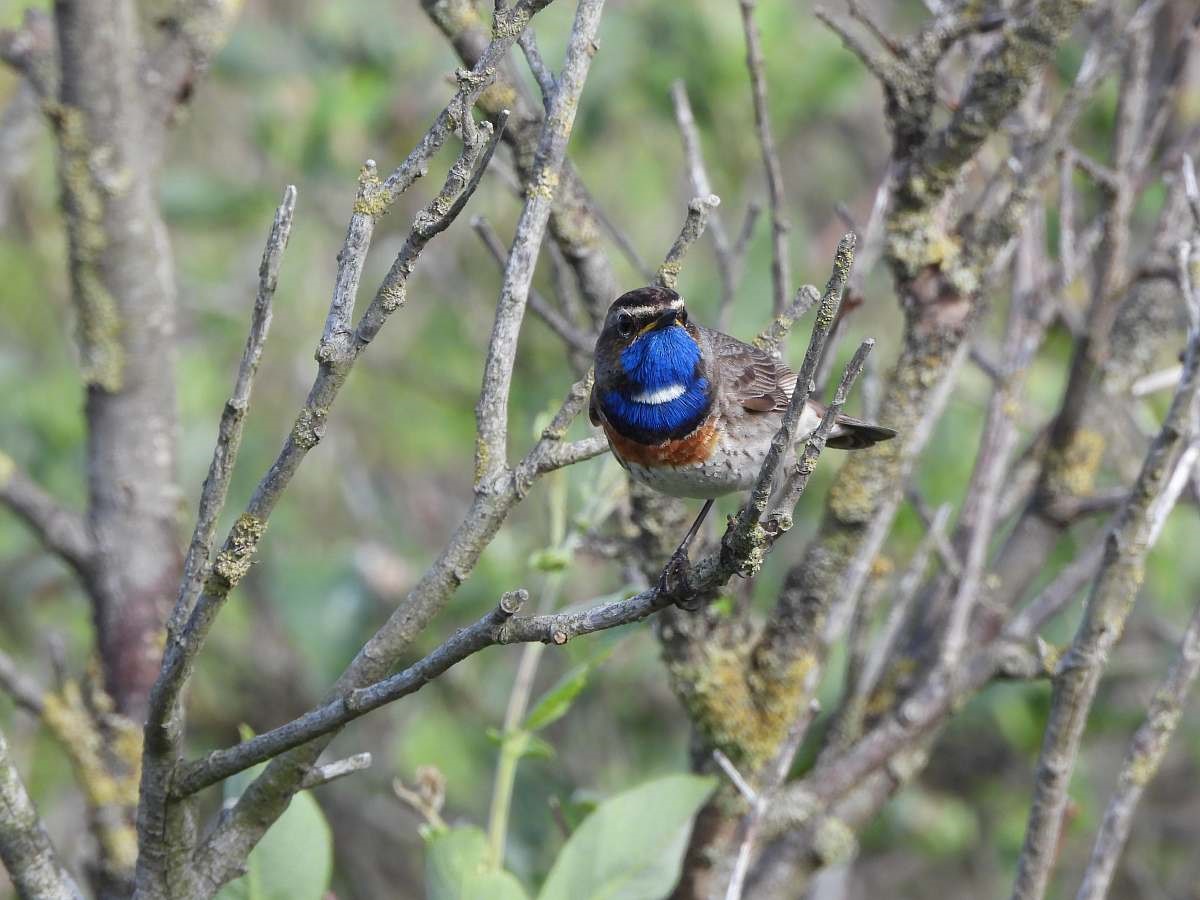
[601, 326, 711, 443]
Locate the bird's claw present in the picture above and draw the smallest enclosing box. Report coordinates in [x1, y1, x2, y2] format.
[658, 549, 700, 611]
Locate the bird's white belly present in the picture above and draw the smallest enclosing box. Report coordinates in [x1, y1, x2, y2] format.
[623, 432, 769, 499]
[616, 404, 824, 500]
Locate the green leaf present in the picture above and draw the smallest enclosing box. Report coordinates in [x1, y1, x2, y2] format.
[529, 547, 573, 572]
[524, 650, 612, 733]
[426, 825, 529, 900]
[214, 766, 333, 900]
[537, 774, 716, 900]
[485, 728, 557, 760]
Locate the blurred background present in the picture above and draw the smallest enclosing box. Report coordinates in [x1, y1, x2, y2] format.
[1, 0, 1198, 897]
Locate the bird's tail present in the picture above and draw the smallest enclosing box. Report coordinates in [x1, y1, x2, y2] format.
[826, 413, 897, 450]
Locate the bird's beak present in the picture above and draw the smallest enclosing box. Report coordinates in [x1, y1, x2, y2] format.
[650, 309, 679, 332]
[634, 308, 680, 338]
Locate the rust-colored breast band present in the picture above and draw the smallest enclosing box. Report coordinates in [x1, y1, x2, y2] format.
[602, 416, 718, 466]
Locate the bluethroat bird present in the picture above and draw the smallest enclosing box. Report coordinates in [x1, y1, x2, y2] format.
[589, 286, 896, 593]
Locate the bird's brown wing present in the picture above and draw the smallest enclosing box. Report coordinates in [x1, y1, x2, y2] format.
[704, 327, 797, 414]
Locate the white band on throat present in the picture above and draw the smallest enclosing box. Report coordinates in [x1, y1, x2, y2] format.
[632, 383, 687, 405]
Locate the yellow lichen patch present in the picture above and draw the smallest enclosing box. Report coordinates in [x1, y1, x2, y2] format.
[180, 0, 243, 56]
[1044, 428, 1105, 498]
[474, 437, 490, 485]
[55, 104, 124, 391]
[812, 817, 857, 867]
[657, 260, 682, 290]
[744, 654, 817, 763]
[527, 169, 560, 202]
[291, 407, 327, 450]
[40, 680, 140, 872]
[1127, 750, 1162, 787]
[208, 514, 267, 593]
[353, 169, 390, 218]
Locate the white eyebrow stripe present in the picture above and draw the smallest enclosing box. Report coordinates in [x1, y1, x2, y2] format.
[617, 299, 686, 319]
[632, 383, 687, 405]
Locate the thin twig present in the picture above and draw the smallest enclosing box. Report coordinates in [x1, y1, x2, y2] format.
[739, 0, 790, 316]
[754, 285, 820, 358]
[0, 727, 83, 900]
[858, 504, 952, 708]
[471, 215, 595, 355]
[1075, 593, 1200, 900]
[473, 8, 605, 486]
[776, 339, 874, 515]
[656, 194, 721, 291]
[1010, 219, 1200, 900]
[0, 650, 45, 716]
[0, 456, 93, 576]
[671, 80, 736, 323]
[167, 185, 296, 639]
[298, 752, 372, 790]
[744, 235, 856, 531]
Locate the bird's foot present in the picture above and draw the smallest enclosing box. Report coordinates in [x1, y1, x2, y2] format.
[657, 548, 699, 611]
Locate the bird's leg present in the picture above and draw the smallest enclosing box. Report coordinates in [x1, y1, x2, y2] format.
[658, 498, 715, 610]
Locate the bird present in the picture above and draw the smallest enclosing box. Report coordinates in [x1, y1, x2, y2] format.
[589, 285, 896, 594]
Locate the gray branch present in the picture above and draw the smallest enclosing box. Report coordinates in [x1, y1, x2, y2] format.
[167, 185, 296, 640]
[738, 0, 790, 316]
[0, 457, 94, 576]
[1009, 204, 1200, 900]
[1075, 588, 1200, 900]
[656, 194, 722, 292]
[0, 727, 83, 900]
[473, 0, 606, 487]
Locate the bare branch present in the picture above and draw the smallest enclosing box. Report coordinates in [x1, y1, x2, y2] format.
[0, 727, 83, 900]
[471, 215, 595, 355]
[473, 8, 605, 487]
[856, 503, 952, 718]
[167, 185, 297, 640]
[656, 194, 722, 292]
[739, 0, 790, 316]
[754, 285, 820, 358]
[0, 649, 45, 716]
[776, 338, 874, 515]
[743, 235, 856, 531]
[1010, 280, 1200, 900]
[671, 80, 737, 323]
[299, 753, 373, 791]
[0, 455, 94, 576]
[1075, 592, 1200, 900]
[191, 5, 607, 885]
[421, 0, 620, 322]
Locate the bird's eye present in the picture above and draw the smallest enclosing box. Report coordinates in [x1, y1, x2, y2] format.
[616, 315, 634, 338]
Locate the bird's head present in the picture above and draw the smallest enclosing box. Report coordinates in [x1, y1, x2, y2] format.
[594, 287, 702, 389]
